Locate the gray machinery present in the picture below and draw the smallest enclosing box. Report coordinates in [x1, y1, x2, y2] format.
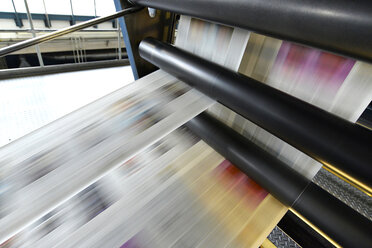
[0, 1, 371, 247]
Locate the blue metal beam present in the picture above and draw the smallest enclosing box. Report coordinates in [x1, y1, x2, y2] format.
[113, 0, 139, 79]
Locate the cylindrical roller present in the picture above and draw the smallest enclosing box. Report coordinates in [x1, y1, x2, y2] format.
[186, 112, 310, 206]
[131, 0, 372, 62]
[186, 112, 372, 247]
[292, 183, 372, 248]
[139, 38, 372, 190]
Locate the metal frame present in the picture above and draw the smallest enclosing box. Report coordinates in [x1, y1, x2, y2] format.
[10, 0, 23, 27]
[114, 0, 177, 79]
[69, 0, 76, 25]
[41, 0, 51, 28]
[24, 0, 44, 66]
[0, 12, 117, 28]
[113, 0, 139, 79]
[0, 6, 142, 57]
[0, 59, 129, 79]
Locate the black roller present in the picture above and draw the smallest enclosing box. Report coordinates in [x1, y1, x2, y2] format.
[186, 112, 372, 247]
[131, 0, 372, 62]
[139, 38, 372, 189]
[187, 112, 310, 207]
[293, 183, 372, 248]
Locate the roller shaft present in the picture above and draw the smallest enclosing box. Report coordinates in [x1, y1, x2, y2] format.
[186, 112, 372, 247]
[139, 38, 372, 189]
[132, 0, 372, 62]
